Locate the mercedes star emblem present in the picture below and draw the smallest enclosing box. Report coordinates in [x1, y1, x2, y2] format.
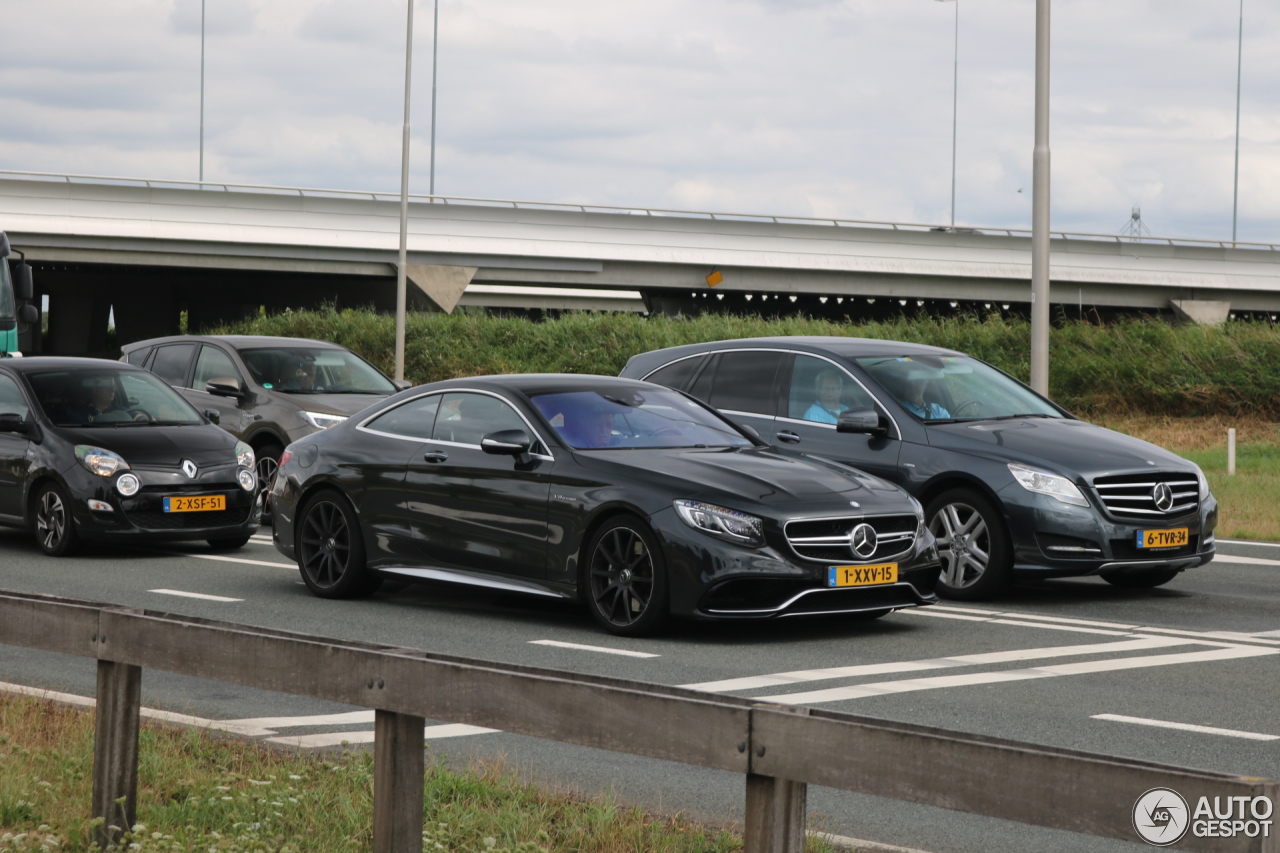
[850, 523, 878, 559]
[181, 460, 198, 480]
[1152, 482, 1174, 512]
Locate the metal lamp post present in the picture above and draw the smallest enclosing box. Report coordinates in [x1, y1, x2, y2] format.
[199, 0, 206, 183]
[394, 0, 415, 382]
[935, 0, 958, 230]
[1030, 0, 1050, 395]
[1232, 0, 1244, 244]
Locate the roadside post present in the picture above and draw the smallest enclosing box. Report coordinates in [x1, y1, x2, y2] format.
[1229, 428, 1237, 475]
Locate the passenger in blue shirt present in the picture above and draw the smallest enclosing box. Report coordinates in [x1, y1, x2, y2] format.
[802, 370, 848, 424]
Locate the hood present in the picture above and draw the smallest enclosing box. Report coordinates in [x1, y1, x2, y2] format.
[926, 417, 1194, 479]
[576, 446, 909, 509]
[53, 423, 237, 468]
[268, 391, 387, 418]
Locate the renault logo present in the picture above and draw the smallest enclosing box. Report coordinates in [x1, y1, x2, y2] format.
[181, 460, 198, 480]
[1152, 482, 1174, 512]
[850, 523, 878, 559]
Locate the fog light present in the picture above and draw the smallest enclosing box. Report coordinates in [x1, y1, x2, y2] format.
[116, 473, 140, 496]
[88, 499, 114, 512]
[238, 469, 256, 491]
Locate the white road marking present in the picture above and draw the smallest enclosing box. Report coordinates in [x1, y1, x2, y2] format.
[250, 534, 274, 543]
[265, 723, 498, 749]
[1218, 539, 1280, 548]
[0, 682, 277, 736]
[759, 645, 1279, 704]
[189, 553, 296, 569]
[1248, 630, 1280, 639]
[1092, 713, 1280, 742]
[924, 606, 1280, 648]
[528, 639, 659, 658]
[908, 608, 1134, 636]
[149, 589, 243, 602]
[901, 609, 991, 622]
[987, 618, 1132, 636]
[1213, 555, 1280, 566]
[678, 636, 1194, 693]
[223, 710, 374, 728]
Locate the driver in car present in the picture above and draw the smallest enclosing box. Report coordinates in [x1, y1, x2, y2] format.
[561, 405, 618, 449]
[68, 377, 137, 424]
[885, 369, 950, 420]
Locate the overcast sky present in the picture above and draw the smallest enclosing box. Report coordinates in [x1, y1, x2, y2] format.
[2, 0, 1278, 241]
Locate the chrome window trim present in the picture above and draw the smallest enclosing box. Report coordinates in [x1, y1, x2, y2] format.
[356, 388, 555, 461]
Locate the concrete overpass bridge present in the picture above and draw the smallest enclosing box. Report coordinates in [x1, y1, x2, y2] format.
[1, 170, 1277, 354]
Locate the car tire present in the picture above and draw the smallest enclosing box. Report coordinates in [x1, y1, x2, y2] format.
[31, 482, 80, 557]
[207, 536, 252, 551]
[584, 516, 668, 637]
[295, 490, 381, 599]
[254, 442, 284, 520]
[1101, 568, 1181, 589]
[926, 488, 1013, 601]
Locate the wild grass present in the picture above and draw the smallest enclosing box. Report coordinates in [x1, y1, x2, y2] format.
[213, 308, 1280, 418]
[0, 694, 834, 853]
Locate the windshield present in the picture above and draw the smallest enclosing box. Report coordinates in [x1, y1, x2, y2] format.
[855, 354, 1062, 422]
[238, 347, 395, 394]
[28, 368, 203, 427]
[530, 389, 753, 450]
[0, 259, 13, 321]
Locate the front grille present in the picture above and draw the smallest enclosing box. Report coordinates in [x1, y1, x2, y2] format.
[1092, 472, 1200, 520]
[125, 503, 251, 531]
[784, 514, 918, 563]
[1110, 534, 1200, 561]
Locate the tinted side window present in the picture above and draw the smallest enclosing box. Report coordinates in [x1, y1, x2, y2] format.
[365, 395, 441, 440]
[709, 351, 782, 415]
[193, 346, 241, 390]
[432, 392, 526, 446]
[125, 347, 152, 366]
[150, 344, 196, 387]
[0, 374, 29, 419]
[787, 355, 876, 423]
[644, 355, 704, 391]
[687, 353, 719, 403]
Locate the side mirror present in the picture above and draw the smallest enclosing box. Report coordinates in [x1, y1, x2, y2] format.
[203, 408, 221, 425]
[837, 407, 887, 436]
[481, 429, 531, 457]
[17, 304, 39, 325]
[12, 263, 33, 301]
[205, 378, 245, 399]
[0, 413, 29, 435]
[391, 379, 413, 392]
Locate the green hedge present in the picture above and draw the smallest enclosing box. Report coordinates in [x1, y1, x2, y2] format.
[213, 308, 1280, 418]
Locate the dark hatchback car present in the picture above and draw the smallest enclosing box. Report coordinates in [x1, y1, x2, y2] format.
[0, 358, 261, 555]
[269, 375, 940, 635]
[621, 338, 1216, 599]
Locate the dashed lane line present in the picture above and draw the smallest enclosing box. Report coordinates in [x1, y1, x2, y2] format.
[265, 724, 499, 749]
[1091, 713, 1280, 741]
[528, 639, 660, 658]
[188, 553, 296, 569]
[1218, 539, 1280, 549]
[1213, 555, 1280, 566]
[149, 589, 243, 602]
[757, 644, 1279, 705]
[678, 636, 1194, 693]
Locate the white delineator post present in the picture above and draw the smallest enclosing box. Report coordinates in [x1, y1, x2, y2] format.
[1228, 427, 1237, 475]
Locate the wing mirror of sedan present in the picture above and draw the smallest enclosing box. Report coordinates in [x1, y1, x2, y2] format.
[205, 377, 246, 399]
[481, 429, 532, 458]
[391, 379, 413, 392]
[202, 409, 221, 425]
[837, 407, 888, 436]
[0, 413, 31, 435]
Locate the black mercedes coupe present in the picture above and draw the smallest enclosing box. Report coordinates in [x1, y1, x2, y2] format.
[270, 375, 941, 635]
[0, 357, 262, 555]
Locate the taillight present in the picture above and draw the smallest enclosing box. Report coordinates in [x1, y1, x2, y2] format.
[278, 449, 294, 469]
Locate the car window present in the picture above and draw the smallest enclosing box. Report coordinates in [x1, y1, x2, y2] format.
[192, 345, 241, 391]
[150, 344, 196, 387]
[708, 351, 782, 416]
[432, 392, 528, 446]
[687, 353, 719, 402]
[788, 355, 877, 424]
[365, 394, 441, 440]
[855, 354, 1062, 422]
[531, 388, 753, 450]
[124, 347, 152, 366]
[238, 347, 394, 394]
[643, 355, 704, 391]
[27, 369, 201, 427]
[0, 373, 29, 420]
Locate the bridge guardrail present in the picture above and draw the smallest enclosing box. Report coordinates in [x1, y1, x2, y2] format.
[0, 587, 1272, 853]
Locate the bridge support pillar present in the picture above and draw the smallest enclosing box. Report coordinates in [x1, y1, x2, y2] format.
[1170, 299, 1231, 325]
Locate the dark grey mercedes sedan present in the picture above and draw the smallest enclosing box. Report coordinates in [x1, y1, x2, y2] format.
[621, 338, 1216, 600]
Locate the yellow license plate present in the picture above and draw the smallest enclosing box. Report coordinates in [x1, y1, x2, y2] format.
[164, 495, 226, 513]
[1136, 528, 1188, 549]
[828, 563, 898, 587]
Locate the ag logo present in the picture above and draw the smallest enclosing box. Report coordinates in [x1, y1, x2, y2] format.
[1133, 787, 1189, 846]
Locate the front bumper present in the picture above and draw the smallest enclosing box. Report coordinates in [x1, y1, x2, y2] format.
[651, 507, 941, 619]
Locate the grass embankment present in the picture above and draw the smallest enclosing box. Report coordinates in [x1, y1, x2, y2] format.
[0, 694, 795, 853]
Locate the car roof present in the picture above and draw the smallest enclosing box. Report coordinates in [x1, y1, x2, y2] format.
[120, 335, 347, 352]
[420, 374, 664, 396]
[0, 356, 142, 374]
[623, 336, 963, 375]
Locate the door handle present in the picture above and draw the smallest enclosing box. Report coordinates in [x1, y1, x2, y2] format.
[775, 431, 801, 444]
[423, 451, 449, 463]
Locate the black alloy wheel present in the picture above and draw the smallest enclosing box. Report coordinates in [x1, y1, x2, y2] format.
[296, 490, 381, 599]
[207, 536, 252, 551]
[1101, 567, 1182, 589]
[926, 488, 1013, 601]
[32, 482, 79, 557]
[585, 517, 668, 636]
[255, 443, 283, 520]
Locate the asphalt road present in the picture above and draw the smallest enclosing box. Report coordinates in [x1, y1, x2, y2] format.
[3, 527, 1280, 853]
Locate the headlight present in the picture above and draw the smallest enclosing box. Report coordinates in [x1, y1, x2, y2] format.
[235, 440, 255, 469]
[238, 469, 257, 491]
[673, 500, 764, 546]
[301, 411, 347, 430]
[1194, 464, 1211, 500]
[75, 445, 128, 477]
[1008, 463, 1089, 507]
[115, 474, 140, 497]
